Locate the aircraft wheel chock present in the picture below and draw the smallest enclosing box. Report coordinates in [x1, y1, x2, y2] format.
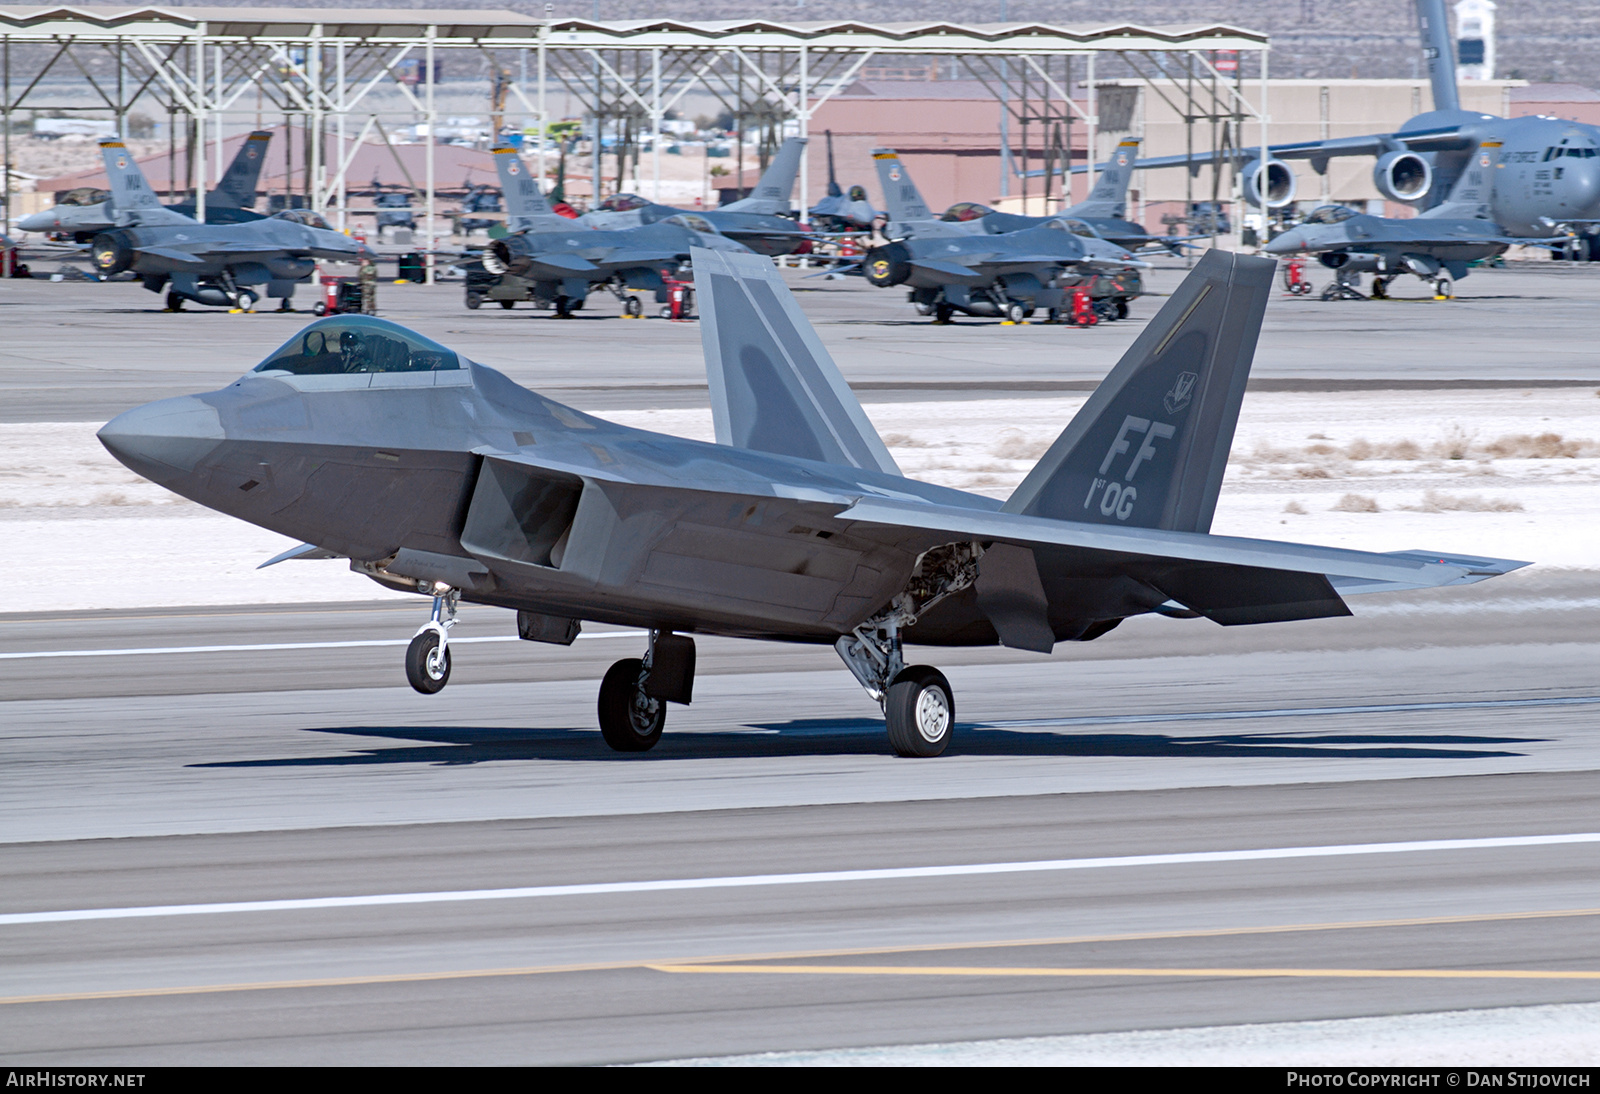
[598, 657, 664, 752]
[884, 666, 954, 758]
[405, 630, 451, 695]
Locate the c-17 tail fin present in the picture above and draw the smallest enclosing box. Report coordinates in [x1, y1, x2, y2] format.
[692, 246, 900, 476]
[720, 136, 807, 215]
[493, 146, 572, 232]
[211, 130, 272, 209]
[100, 141, 194, 227]
[1067, 138, 1142, 219]
[1002, 249, 1274, 533]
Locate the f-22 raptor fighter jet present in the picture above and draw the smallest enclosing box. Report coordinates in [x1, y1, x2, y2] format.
[19, 130, 274, 240]
[88, 141, 368, 311]
[98, 248, 1524, 756]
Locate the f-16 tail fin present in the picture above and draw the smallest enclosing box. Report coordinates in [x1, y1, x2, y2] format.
[1418, 139, 1499, 221]
[872, 148, 934, 224]
[692, 246, 900, 475]
[1002, 249, 1274, 533]
[493, 146, 571, 232]
[720, 136, 807, 215]
[211, 130, 272, 209]
[101, 141, 194, 227]
[1068, 138, 1142, 218]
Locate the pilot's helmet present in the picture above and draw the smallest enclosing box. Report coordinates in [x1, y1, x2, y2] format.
[340, 329, 362, 353]
[848, 185, 867, 201]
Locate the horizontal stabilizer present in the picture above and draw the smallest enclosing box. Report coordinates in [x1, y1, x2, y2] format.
[694, 246, 899, 475]
[137, 246, 206, 264]
[910, 258, 985, 281]
[1003, 249, 1274, 534]
[598, 249, 678, 267]
[529, 252, 600, 274]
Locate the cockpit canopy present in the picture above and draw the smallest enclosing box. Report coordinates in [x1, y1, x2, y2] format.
[599, 192, 651, 212]
[1045, 218, 1099, 238]
[664, 213, 719, 234]
[941, 202, 994, 222]
[252, 316, 461, 376]
[1304, 204, 1360, 225]
[272, 209, 333, 230]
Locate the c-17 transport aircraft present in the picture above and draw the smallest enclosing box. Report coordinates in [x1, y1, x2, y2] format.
[1102, 0, 1600, 248]
[98, 248, 1524, 756]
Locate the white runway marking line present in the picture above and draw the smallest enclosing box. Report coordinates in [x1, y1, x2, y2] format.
[0, 629, 645, 660]
[982, 694, 1600, 729]
[3, 832, 1598, 928]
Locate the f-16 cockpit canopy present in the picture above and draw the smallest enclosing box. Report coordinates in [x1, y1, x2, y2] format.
[1304, 205, 1360, 225]
[598, 192, 651, 212]
[1045, 218, 1100, 237]
[252, 316, 461, 376]
[664, 213, 720, 234]
[941, 202, 994, 222]
[271, 209, 334, 230]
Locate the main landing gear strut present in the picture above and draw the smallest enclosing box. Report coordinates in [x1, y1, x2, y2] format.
[598, 630, 696, 753]
[834, 542, 979, 757]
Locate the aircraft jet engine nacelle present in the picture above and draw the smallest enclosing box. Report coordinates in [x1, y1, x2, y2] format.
[863, 242, 912, 287]
[1241, 159, 1298, 209]
[1373, 151, 1434, 203]
[90, 230, 136, 275]
[1318, 251, 1380, 273]
[485, 238, 531, 276]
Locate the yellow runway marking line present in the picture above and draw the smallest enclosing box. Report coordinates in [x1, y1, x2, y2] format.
[650, 964, 1600, 981]
[7, 904, 1600, 1006]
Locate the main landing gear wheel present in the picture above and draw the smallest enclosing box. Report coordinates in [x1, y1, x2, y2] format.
[165, 291, 186, 312]
[1434, 277, 1454, 300]
[933, 302, 955, 324]
[1004, 302, 1027, 324]
[623, 296, 642, 318]
[405, 630, 451, 694]
[598, 657, 664, 752]
[884, 666, 954, 758]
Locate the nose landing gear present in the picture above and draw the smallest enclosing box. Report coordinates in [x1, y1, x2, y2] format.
[405, 586, 458, 694]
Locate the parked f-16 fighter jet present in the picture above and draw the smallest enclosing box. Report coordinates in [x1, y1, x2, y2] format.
[88, 141, 368, 311]
[19, 131, 273, 241]
[865, 148, 1147, 322]
[935, 139, 1188, 255]
[578, 137, 811, 256]
[98, 247, 1524, 757]
[808, 129, 878, 232]
[472, 146, 751, 317]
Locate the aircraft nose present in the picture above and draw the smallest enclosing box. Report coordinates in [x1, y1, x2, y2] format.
[1262, 229, 1305, 254]
[16, 210, 54, 232]
[1561, 157, 1600, 214]
[98, 396, 225, 485]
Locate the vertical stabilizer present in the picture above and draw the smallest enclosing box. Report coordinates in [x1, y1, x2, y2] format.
[1418, 139, 1499, 220]
[693, 246, 900, 475]
[720, 136, 807, 214]
[871, 148, 934, 224]
[1002, 250, 1274, 533]
[210, 130, 272, 209]
[1416, 0, 1462, 114]
[101, 142, 194, 227]
[1067, 138, 1142, 218]
[493, 146, 571, 232]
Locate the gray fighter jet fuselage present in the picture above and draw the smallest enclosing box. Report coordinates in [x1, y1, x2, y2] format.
[98, 248, 1524, 757]
[865, 148, 1145, 322]
[579, 137, 810, 256]
[18, 131, 274, 240]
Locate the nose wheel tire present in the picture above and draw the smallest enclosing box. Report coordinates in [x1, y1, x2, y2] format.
[623, 296, 642, 318]
[884, 666, 954, 757]
[598, 657, 665, 752]
[405, 630, 451, 694]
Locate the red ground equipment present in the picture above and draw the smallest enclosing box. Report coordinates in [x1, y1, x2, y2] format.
[1066, 286, 1098, 327]
[659, 269, 695, 320]
[312, 275, 362, 316]
[1282, 257, 1313, 295]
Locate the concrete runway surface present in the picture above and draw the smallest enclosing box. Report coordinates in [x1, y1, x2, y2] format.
[3, 252, 1599, 1063]
[3, 259, 1600, 423]
[2, 570, 1599, 1063]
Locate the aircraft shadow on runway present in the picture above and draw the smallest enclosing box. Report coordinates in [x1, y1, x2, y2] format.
[187, 720, 1536, 767]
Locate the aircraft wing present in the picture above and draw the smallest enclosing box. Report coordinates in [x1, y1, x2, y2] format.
[835, 495, 1526, 619]
[136, 246, 207, 265]
[597, 249, 681, 268]
[528, 252, 601, 274]
[1081, 127, 1478, 174]
[908, 257, 987, 281]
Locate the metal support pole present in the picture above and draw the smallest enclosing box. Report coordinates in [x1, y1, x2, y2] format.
[336, 41, 347, 228]
[798, 43, 808, 225]
[425, 24, 436, 285]
[537, 25, 547, 187]
[1086, 52, 1097, 197]
[1258, 44, 1269, 247]
[3, 37, 10, 238]
[651, 46, 661, 202]
[195, 23, 207, 224]
[213, 42, 222, 188]
[310, 25, 323, 213]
